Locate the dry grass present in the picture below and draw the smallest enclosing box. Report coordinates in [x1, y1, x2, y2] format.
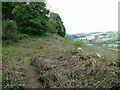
[2, 34, 119, 89]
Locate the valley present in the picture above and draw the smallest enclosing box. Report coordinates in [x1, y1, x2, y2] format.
[66, 31, 119, 51]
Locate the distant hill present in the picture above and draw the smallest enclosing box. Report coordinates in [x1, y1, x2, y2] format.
[66, 31, 119, 50]
[66, 31, 118, 40]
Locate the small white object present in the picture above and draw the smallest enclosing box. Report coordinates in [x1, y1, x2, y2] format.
[77, 47, 83, 51]
[39, 39, 42, 41]
[96, 53, 101, 58]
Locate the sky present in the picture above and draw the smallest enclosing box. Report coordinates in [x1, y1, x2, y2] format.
[46, 0, 119, 34]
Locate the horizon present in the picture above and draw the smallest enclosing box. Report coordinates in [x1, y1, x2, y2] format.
[46, 0, 118, 34]
[66, 31, 118, 35]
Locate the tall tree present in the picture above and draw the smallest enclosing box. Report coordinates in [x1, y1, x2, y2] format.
[50, 12, 66, 37]
[2, 2, 15, 20]
[12, 2, 50, 35]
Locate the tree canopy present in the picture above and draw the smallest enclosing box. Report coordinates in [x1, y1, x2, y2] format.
[2, 2, 66, 37]
[50, 12, 66, 37]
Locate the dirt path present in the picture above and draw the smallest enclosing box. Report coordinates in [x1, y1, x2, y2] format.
[24, 57, 40, 88]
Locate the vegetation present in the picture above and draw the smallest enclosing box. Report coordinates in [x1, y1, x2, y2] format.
[2, 20, 19, 41]
[2, 2, 15, 20]
[12, 2, 50, 35]
[2, 2, 66, 40]
[2, 34, 119, 89]
[74, 39, 83, 48]
[66, 31, 119, 50]
[49, 12, 66, 37]
[2, 20, 17, 38]
[2, 1, 119, 90]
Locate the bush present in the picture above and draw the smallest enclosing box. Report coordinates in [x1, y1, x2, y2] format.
[74, 39, 83, 48]
[2, 20, 17, 37]
[2, 20, 21, 42]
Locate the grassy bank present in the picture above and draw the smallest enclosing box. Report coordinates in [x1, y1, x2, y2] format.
[2, 34, 119, 89]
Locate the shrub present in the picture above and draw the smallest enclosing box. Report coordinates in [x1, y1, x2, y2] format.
[74, 39, 83, 48]
[2, 20, 17, 40]
[2, 20, 23, 42]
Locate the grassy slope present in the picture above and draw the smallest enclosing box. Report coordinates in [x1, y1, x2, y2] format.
[2, 34, 119, 88]
[82, 44, 118, 61]
[2, 34, 74, 88]
[0, 44, 2, 89]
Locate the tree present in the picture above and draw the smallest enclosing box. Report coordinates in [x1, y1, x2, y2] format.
[12, 2, 51, 35]
[50, 12, 66, 37]
[2, 2, 66, 37]
[2, 2, 15, 20]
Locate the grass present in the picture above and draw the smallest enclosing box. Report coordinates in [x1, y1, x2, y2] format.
[99, 37, 113, 41]
[82, 44, 118, 61]
[0, 43, 2, 89]
[2, 34, 119, 89]
[0, 70, 2, 89]
[2, 34, 74, 88]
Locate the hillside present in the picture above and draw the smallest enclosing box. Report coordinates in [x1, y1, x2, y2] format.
[66, 31, 119, 51]
[2, 34, 119, 89]
[1, 2, 120, 89]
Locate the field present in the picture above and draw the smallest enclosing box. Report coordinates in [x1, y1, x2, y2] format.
[66, 31, 119, 50]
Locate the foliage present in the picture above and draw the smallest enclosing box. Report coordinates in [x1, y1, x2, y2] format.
[74, 39, 83, 48]
[2, 20, 25, 43]
[12, 2, 51, 35]
[2, 2, 66, 38]
[50, 12, 66, 37]
[65, 34, 87, 40]
[2, 20, 17, 39]
[2, 2, 15, 20]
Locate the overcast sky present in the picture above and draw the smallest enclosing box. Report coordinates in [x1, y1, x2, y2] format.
[46, 0, 119, 34]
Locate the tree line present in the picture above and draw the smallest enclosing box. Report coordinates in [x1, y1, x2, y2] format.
[2, 2, 66, 42]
